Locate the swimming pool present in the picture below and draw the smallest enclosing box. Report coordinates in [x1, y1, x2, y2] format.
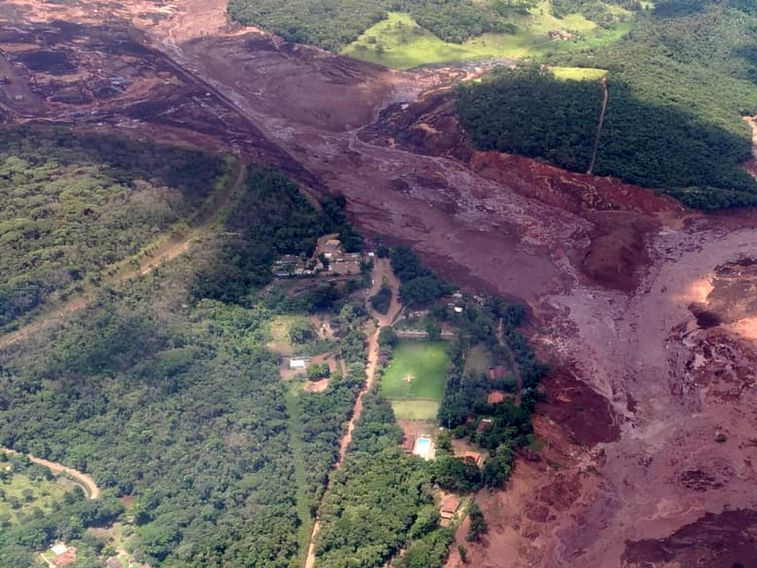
[413, 436, 434, 460]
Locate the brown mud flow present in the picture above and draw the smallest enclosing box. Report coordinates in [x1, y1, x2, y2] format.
[4, 0, 757, 566]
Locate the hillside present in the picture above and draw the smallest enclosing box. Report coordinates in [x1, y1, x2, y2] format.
[457, 0, 757, 208]
[229, 0, 640, 67]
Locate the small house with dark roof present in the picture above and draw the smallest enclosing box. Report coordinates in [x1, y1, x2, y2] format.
[488, 366, 508, 381]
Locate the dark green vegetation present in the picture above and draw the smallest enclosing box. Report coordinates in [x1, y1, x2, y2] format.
[390, 246, 452, 308]
[194, 170, 360, 305]
[0, 127, 229, 329]
[0, 163, 369, 567]
[369, 283, 392, 314]
[458, 0, 757, 209]
[437, 297, 544, 485]
[0, 453, 123, 567]
[316, 392, 454, 568]
[228, 0, 633, 52]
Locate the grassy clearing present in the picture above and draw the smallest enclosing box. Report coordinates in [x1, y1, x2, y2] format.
[390, 400, 441, 421]
[342, 2, 633, 69]
[551, 66, 608, 80]
[0, 473, 69, 522]
[381, 340, 449, 420]
[463, 343, 493, 375]
[268, 315, 308, 355]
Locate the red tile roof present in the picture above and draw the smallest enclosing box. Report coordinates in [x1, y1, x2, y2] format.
[463, 451, 483, 466]
[440, 495, 461, 515]
[487, 390, 506, 405]
[53, 549, 77, 567]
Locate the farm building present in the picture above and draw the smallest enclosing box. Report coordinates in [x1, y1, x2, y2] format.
[440, 495, 461, 520]
[289, 357, 309, 370]
[487, 390, 506, 405]
[463, 451, 483, 467]
[488, 365, 508, 381]
[52, 547, 77, 567]
[476, 418, 493, 434]
[401, 435, 415, 454]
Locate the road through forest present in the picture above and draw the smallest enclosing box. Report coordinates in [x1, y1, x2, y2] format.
[304, 258, 402, 568]
[1, 447, 101, 500]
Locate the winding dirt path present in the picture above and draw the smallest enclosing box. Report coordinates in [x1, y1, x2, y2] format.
[1, 447, 100, 499]
[0, 160, 247, 350]
[304, 259, 402, 568]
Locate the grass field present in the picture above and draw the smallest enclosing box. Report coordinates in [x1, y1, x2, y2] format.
[342, 2, 633, 69]
[463, 343, 493, 375]
[381, 340, 449, 420]
[0, 473, 71, 523]
[551, 66, 608, 81]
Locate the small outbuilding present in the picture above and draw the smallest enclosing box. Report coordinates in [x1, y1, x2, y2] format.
[440, 495, 461, 520]
[487, 390, 506, 405]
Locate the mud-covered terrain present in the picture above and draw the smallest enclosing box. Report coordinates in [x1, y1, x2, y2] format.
[4, 1, 757, 566]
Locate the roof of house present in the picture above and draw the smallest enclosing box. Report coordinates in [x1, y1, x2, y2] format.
[401, 436, 415, 452]
[53, 549, 77, 567]
[488, 365, 508, 380]
[289, 358, 308, 369]
[476, 418, 493, 434]
[487, 390, 506, 405]
[440, 495, 461, 514]
[463, 451, 483, 465]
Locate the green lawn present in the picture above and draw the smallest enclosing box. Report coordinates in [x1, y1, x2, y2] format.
[0, 473, 70, 523]
[551, 66, 608, 81]
[342, 3, 633, 70]
[463, 343, 493, 375]
[381, 340, 449, 420]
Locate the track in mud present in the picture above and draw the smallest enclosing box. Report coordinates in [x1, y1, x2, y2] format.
[5, 1, 757, 566]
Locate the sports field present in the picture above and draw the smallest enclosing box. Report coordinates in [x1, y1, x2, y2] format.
[381, 340, 449, 420]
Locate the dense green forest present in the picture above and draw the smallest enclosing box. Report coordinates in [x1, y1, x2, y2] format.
[457, 0, 757, 209]
[0, 164, 370, 567]
[228, 0, 637, 52]
[0, 127, 229, 329]
[315, 392, 454, 568]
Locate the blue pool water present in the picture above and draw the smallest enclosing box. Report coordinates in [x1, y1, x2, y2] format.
[415, 438, 431, 452]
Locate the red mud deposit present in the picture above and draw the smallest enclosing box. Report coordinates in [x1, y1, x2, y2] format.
[6, 1, 757, 566]
[622, 509, 757, 568]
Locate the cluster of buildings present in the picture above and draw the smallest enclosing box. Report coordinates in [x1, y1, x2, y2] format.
[272, 234, 368, 278]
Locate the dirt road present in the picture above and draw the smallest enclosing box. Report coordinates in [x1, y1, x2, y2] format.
[304, 259, 402, 568]
[1, 447, 101, 499]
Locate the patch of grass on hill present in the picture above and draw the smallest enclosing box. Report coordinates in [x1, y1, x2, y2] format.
[230, 0, 638, 68]
[381, 340, 449, 419]
[550, 65, 607, 80]
[343, 3, 632, 69]
[0, 472, 69, 523]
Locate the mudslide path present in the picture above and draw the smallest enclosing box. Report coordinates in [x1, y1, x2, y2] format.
[1, 447, 101, 500]
[0, 160, 247, 350]
[304, 259, 401, 568]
